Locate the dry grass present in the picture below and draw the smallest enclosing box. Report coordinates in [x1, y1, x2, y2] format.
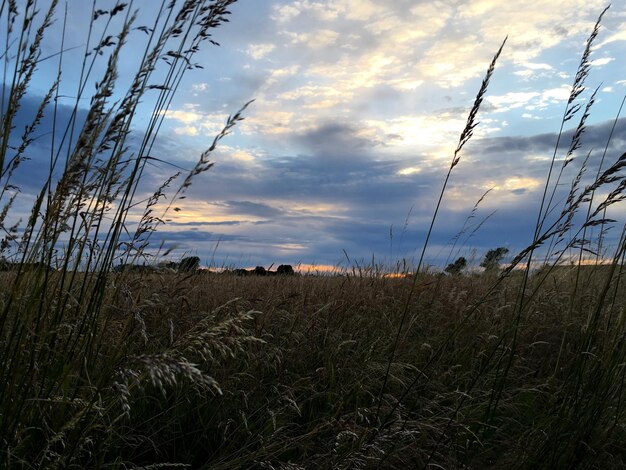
[12, 267, 619, 468]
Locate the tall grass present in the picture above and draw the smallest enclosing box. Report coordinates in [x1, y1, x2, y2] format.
[0, 1, 257, 466]
[1, 2, 626, 469]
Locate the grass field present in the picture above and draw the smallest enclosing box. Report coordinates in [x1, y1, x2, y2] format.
[2, 1, 626, 468]
[2, 267, 626, 467]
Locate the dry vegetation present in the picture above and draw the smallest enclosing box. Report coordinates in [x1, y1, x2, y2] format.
[4, 268, 626, 468]
[1, 1, 626, 468]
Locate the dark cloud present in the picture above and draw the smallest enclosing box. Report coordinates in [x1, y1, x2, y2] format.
[476, 117, 626, 158]
[460, 117, 626, 194]
[169, 220, 242, 226]
[295, 122, 375, 157]
[148, 230, 247, 243]
[212, 200, 284, 218]
[0, 89, 93, 205]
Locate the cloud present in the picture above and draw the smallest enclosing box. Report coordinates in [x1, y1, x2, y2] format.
[597, 25, 626, 48]
[487, 86, 572, 113]
[283, 29, 340, 49]
[397, 167, 421, 176]
[212, 200, 284, 218]
[156, 2, 626, 266]
[591, 56, 615, 67]
[246, 43, 276, 60]
[513, 62, 555, 80]
[192, 83, 209, 92]
[295, 122, 375, 156]
[161, 108, 204, 124]
[271, 3, 304, 23]
[234, 0, 616, 175]
[169, 220, 242, 226]
[8, 87, 626, 268]
[174, 126, 200, 136]
[160, 105, 230, 137]
[0, 88, 89, 195]
[271, 0, 376, 24]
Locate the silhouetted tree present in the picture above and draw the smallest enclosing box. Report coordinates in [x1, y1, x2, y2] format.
[179, 256, 200, 272]
[445, 256, 467, 275]
[277, 264, 295, 275]
[480, 247, 509, 272]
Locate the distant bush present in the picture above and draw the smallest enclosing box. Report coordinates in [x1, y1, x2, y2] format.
[480, 247, 509, 272]
[277, 264, 295, 275]
[445, 256, 467, 275]
[179, 256, 200, 272]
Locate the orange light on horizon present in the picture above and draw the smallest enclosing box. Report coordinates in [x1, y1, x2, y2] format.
[295, 263, 338, 274]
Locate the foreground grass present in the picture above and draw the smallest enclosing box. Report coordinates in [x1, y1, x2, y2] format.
[4, 267, 622, 468]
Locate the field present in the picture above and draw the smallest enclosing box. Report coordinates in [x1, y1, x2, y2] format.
[1, 266, 626, 468]
[2, 1, 626, 468]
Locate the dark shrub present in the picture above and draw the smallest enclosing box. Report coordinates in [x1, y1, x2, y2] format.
[254, 266, 267, 276]
[179, 256, 200, 273]
[277, 264, 295, 275]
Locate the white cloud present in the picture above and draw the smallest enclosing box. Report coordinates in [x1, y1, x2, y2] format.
[487, 86, 571, 113]
[514, 70, 535, 79]
[363, 114, 467, 151]
[339, 0, 378, 21]
[267, 0, 609, 97]
[597, 25, 626, 48]
[591, 57, 615, 67]
[500, 177, 542, 192]
[513, 62, 555, 80]
[242, 107, 310, 136]
[162, 108, 203, 124]
[487, 92, 541, 112]
[272, 1, 342, 23]
[540, 86, 571, 102]
[258, 65, 302, 95]
[217, 145, 259, 163]
[161, 105, 229, 136]
[282, 29, 339, 49]
[192, 83, 209, 92]
[521, 63, 554, 70]
[397, 167, 421, 176]
[174, 126, 199, 136]
[271, 4, 301, 23]
[246, 43, 276, 60]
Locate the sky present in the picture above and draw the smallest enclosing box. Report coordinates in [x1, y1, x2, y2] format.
[6, 0, 626, 271]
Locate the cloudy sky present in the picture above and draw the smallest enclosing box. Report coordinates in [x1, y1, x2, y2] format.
[7, 0, 626, 270]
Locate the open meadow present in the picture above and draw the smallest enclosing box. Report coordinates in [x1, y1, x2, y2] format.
[2, 266, 626, 468]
